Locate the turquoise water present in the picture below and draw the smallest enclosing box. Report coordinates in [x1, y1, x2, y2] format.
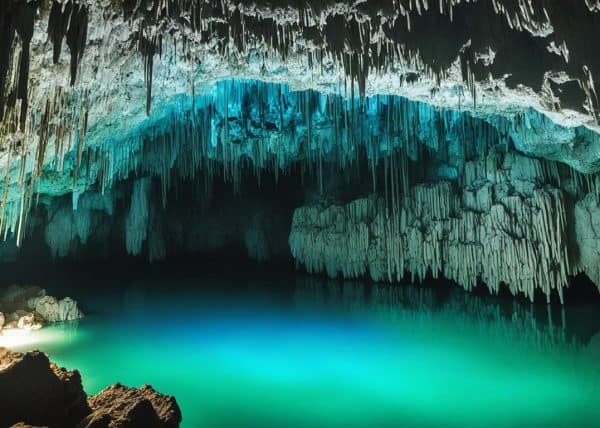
[4, 273, 600, 428]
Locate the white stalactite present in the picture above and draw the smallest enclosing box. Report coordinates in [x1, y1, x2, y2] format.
[290, 148, 580, 302]
[125, 177, 151, 256]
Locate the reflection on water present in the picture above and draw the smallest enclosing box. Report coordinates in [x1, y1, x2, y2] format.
[294, 277, 582, 352]
[4, 273, 600, 428]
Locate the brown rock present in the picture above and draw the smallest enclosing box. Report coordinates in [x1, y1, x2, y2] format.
[0, 349, 181, 428]
[0, 347, 90, 427]
[79, 383, 182, 428]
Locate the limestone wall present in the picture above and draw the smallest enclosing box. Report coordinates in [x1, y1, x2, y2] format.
[290, 148, 600, 302]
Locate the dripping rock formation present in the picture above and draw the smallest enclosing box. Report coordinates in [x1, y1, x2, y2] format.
[0, 348, 182, 428]
[0, 3, 600, 301]
[1, 0, 600, 180]
[0, 78, 599, 300]
[290, 148, 600, 303]
[0, 285, 84, 335]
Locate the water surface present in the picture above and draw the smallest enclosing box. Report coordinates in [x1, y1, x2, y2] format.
[4, 272, 600, 428]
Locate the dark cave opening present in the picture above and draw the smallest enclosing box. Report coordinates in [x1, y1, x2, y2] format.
[2, 153, 374, 273]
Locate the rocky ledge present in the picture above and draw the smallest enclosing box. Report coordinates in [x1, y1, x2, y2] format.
[0, 285, 84, 335]
[0, 347, 182, 428]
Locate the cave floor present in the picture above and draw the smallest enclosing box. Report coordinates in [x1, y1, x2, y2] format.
[5, 269, 600, 428]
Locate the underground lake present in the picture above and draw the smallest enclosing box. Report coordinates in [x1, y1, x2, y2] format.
[2, 264, 600, 428]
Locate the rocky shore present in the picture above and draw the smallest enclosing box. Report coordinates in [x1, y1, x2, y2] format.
[0, 285, 84, 335]
[0, 348, 182, 427]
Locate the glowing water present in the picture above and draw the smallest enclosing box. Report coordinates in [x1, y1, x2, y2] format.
[8, 274, 600, 428]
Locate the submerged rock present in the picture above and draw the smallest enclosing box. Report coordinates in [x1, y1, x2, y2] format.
[0, 348, 182, 428]
[80, 384, 182, 428]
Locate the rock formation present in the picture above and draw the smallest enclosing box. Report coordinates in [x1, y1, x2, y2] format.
[290, 147, 600, 303]
[0, 348, 182, 428]
[574, 194, 600, 286]
[33, 296, 84, 323]
[0, 348, 90, 427]
[0, 285, 84, 335]
[81, 384, 182, 428]
[2, 0, 600, 154]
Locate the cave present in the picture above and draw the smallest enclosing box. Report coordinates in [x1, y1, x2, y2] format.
[1, 1, 600, 428]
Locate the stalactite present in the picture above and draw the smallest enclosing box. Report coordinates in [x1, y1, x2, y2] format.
[104, 0, 596, 117]
[0, 0, 38, 131]
[290, 147, 583, 303]
[139, 30, 162, 116]
[44, 203, 75, 258]
[48, 0, 88, 85]
[1, 77, 600, 297]
[125, 177, 151, 256]
[0, 79, 595, 250]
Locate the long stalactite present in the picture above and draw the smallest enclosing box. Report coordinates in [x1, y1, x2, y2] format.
[290, 146, 600, 303]
[0, 76, 599, 301]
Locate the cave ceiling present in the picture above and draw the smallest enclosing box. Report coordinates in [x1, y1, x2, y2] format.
[1, 0, 600, 200]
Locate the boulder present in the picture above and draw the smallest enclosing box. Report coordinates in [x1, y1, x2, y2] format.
[79, 384, 182, 428]
[0, 349, 182, 427]
[1, 286, 83, 325]
[0, 348, 90, 427]
[33, 296, 59, 322]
